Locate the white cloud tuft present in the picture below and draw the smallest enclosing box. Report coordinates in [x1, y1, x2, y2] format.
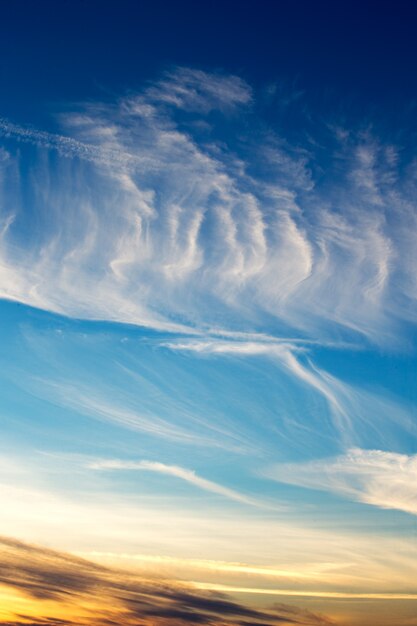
[265, 448, 417, 515]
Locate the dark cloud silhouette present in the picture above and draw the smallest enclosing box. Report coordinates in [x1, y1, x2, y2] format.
[0, 536, 334, 626]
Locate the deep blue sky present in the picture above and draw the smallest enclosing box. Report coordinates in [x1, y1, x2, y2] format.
[2, 0, 417, 123]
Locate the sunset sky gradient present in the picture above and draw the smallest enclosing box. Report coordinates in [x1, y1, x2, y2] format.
[0, 2, 417, 625]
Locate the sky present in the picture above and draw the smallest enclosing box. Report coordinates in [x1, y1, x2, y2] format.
[0, 1, 417, 625]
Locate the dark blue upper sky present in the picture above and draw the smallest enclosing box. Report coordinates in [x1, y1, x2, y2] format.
[2, 0, 417, 127]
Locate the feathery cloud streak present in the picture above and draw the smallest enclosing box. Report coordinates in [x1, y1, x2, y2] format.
[0, 67, 415, 345]
[90, 459, 270, 507]
[265, 448, 417, 515]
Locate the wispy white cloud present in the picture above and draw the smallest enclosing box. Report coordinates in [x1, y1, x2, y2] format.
[89, 459, 268, 508]
[0, 67, 416, 346]
[264, 448, 417, 515]
[164, 339, 355, 442]
[144, 66, 252, 112]
[24, 375, 247, 451]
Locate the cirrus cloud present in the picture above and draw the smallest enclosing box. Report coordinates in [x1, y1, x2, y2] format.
[264, 448, 417, 515]
[0, 67, 416, 346]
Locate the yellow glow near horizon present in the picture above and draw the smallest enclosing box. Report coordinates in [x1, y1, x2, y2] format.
[78, 550, 322, 579]
[193, 581, 417, 600]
